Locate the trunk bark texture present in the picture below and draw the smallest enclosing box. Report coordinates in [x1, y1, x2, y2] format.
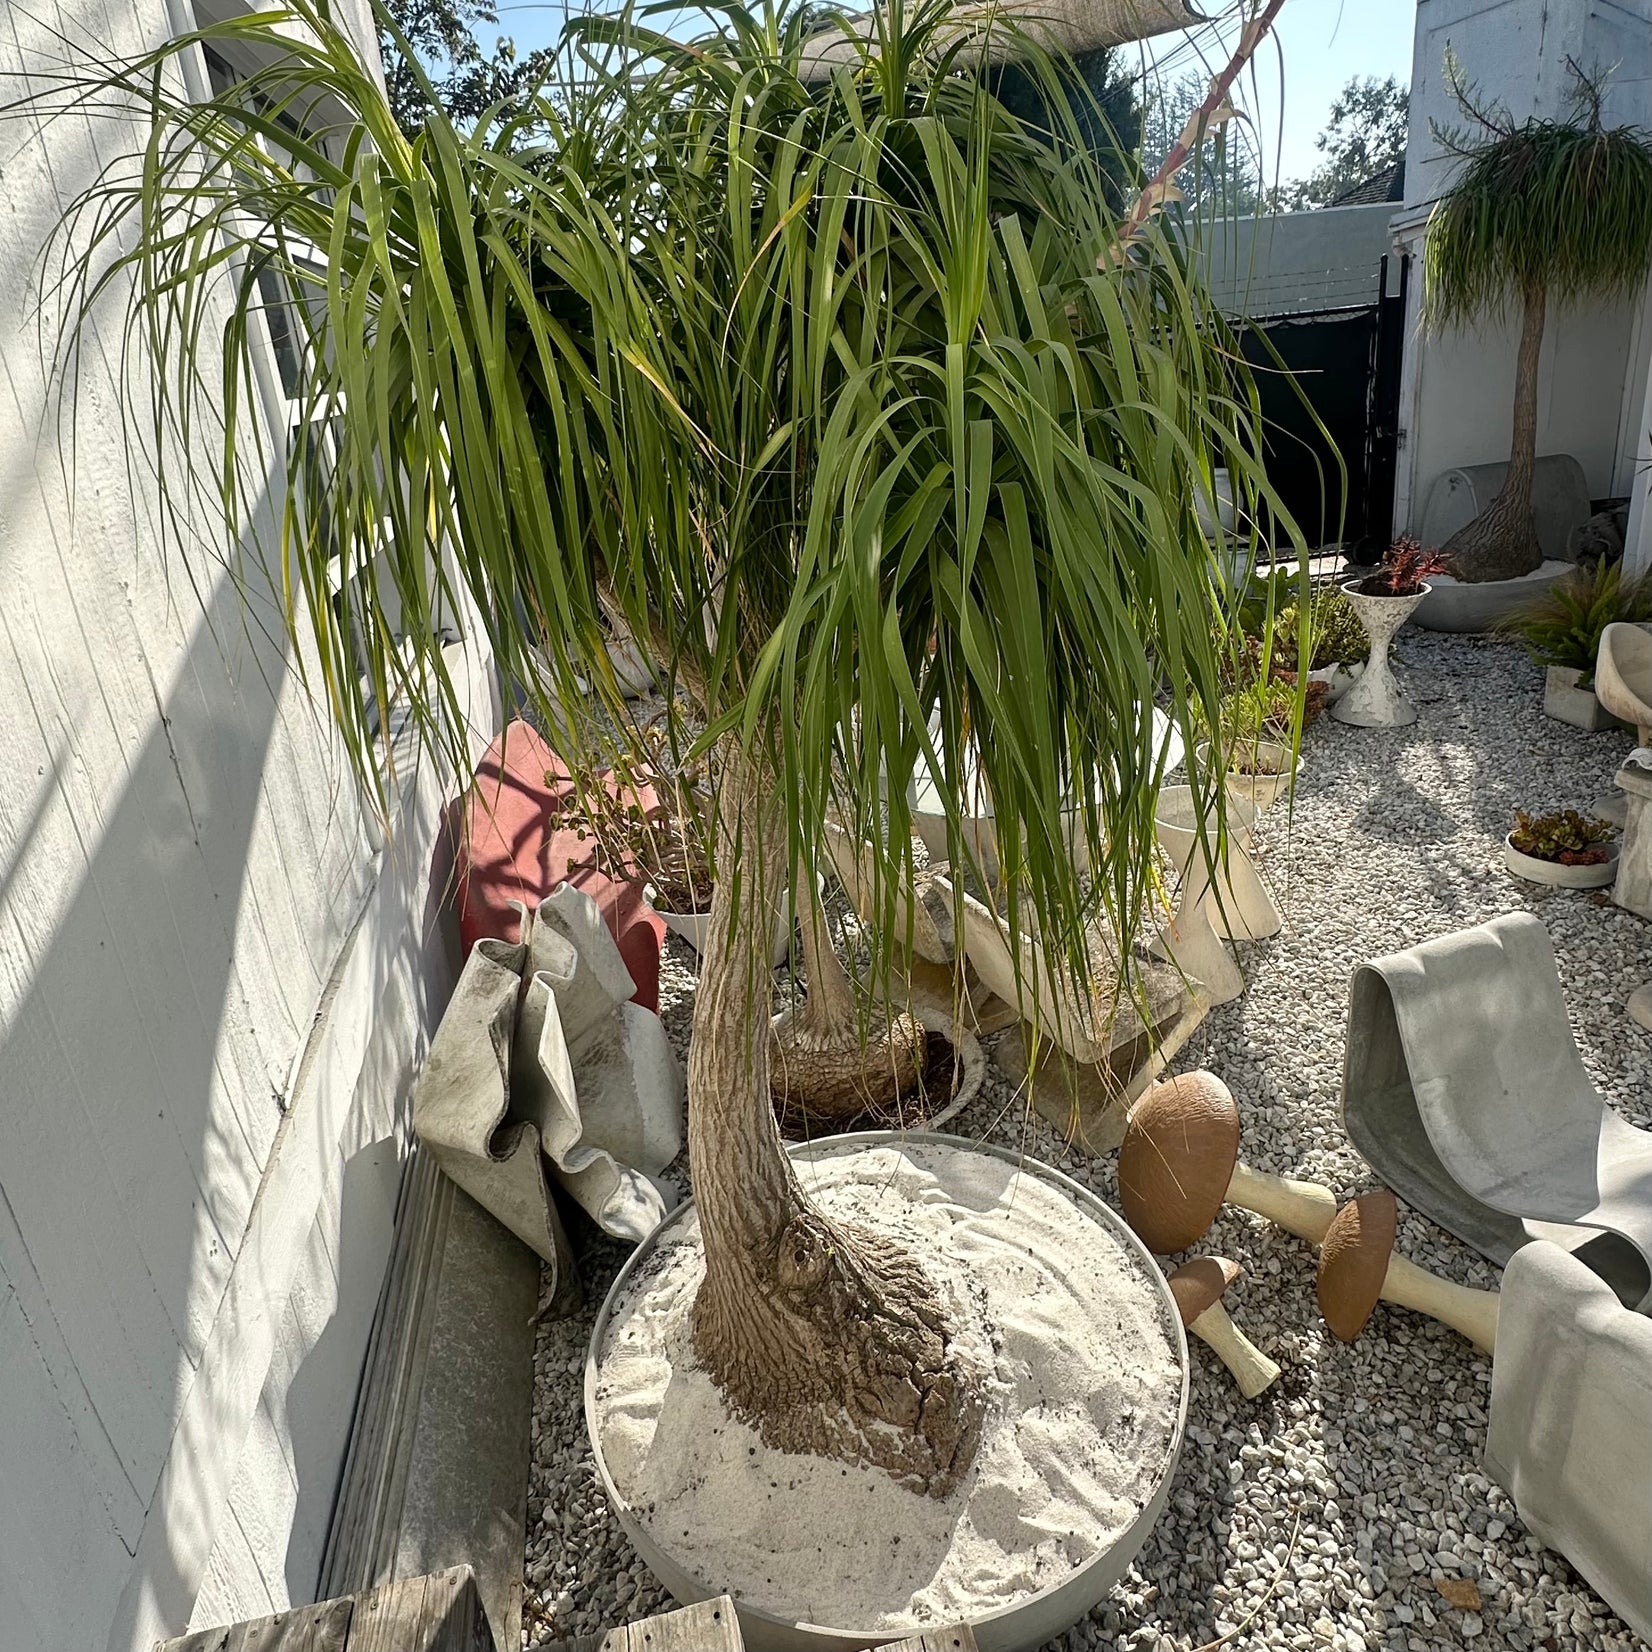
[688, 748, 984, 1496]
[1443, 283, 1547, 584]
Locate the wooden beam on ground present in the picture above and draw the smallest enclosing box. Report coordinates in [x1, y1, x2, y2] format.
[348, 1567, 490, 1652]
[159, 1596, 353, 1652]
[873, 1628, 979, 1652]
[595, 1596, 744, 1652]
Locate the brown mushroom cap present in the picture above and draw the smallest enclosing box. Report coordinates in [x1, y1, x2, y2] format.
[1317, 1189, 1398, 1342]
[1168, 1256, 1243, 1325]
[1119, 1070, 1242, 1253]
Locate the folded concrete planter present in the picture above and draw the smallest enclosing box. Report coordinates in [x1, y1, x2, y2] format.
[586, 1133, 1189, 1652]
[1502, 836, 1619, 889]
[1412, 560, 1572, 634]
[1330, 582, 1429, 728]
[1543, 666, 1624, 732]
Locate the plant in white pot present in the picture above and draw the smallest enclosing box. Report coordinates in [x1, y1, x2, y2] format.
[1332, 538, 1449, 728]
[1500, 560, 1652, 732]
[1503, 809, 1620, 890]
[48, 0, 1302, 1638]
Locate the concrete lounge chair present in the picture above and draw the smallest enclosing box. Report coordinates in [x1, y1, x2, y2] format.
[1342, 911, 1652, 1311]
[1486, 1240, 1652, 1642]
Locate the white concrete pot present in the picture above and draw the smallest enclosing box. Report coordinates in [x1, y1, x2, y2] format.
[584, 1132, 1189, 1652]
[1306, 661, 1361, 703]
[769, 1007, 986, 1134]
[1330, 582, 1429, 727]
[647, 887, 800, 970]
[1194, 737, 1302, 812]
[1502, 837, 1620, 890]
[1154, 785, 1280, 944]
[1543, 666, 1624, 733]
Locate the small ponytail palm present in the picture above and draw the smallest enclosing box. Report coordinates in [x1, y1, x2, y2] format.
[43, 0, 1302, 1492]
[1425, 60, 1652, 583]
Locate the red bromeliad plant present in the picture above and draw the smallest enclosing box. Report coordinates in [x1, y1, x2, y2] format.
[1356, 537, 1450, 599]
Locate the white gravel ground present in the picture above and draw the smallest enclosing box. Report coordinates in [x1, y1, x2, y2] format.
[522, 629, 1652, 1652]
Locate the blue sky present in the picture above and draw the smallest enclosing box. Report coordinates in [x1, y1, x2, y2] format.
[483, 0, 1418, 187]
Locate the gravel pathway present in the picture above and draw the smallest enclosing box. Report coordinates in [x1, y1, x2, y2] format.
[522, 629, 1652, 1652]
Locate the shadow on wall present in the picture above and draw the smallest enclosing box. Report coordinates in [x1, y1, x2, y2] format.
[0, 566, 293, 1646]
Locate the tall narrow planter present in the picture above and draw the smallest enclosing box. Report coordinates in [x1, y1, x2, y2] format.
[1330, 582, 1430, 728]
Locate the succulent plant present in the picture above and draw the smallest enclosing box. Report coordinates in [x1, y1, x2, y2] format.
[1276, 588, 1368, 671]
[1508, 808, 1616, 866]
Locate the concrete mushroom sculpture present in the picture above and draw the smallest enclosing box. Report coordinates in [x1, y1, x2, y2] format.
[1167, 1257, 1281, 1398]
[1317, 1189, 1500, 1355]
[1119, 1070, 1340, 1250]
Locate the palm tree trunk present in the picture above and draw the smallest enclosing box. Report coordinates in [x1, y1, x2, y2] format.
[688, 744, 984, 1496]
[1443, 282, 1547, 583]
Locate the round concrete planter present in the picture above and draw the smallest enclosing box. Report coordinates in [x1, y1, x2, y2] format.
[1502, 837, 1619, 890]
[768, 1010, 986, 1136]
[1306, 661, 1361, 703]
[585, 1132, 1190, 1652]
[1194, 737, 1302, 812]
[1330, 581, 1429, 728]
[1413, 560, 1572, 634]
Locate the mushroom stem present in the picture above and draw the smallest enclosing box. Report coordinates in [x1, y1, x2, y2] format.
[1187, 1300, 1281, 1398]
[1379, 1252, 1499, 1355]
[1225, 1160, 1339, 1245]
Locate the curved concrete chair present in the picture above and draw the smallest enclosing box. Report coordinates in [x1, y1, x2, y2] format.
[1343, 911, 1652, 1311]
[1486, 1241, 1652, 1642]
[1595, 622, 1652, 745]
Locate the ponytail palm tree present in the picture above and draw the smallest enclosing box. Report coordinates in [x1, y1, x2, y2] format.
[1426, 66, 1652, 583]
[45, 0, 1298, 1495]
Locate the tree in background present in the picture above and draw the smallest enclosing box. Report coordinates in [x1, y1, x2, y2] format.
[990, 45, 1142, 207]
[1426, 60, 1652, 583]
[379, 0, 550, 134]
[1278, 75, 1408, 210]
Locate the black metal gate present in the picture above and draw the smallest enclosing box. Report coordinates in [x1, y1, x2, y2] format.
[1238, 254, 1407, 561]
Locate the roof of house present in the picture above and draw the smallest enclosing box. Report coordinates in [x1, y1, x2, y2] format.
[1331, 158, 1406, 207]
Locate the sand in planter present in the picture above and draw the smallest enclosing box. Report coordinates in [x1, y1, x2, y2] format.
[592, 1139, 1183, 1632]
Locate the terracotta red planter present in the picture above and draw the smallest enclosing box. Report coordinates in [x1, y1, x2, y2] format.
[455, 720, 665, 1012]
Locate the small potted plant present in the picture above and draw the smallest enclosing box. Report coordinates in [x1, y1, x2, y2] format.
[1275, 587, 1368, 703]
[1196, 677, 1310, 811]
[1331, 537, 1450, 728]
[1503, 808, 1620, 889]
[1501, 560, 1652, 731]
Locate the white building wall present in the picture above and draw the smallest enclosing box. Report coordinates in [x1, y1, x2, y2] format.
[1391, 0, 1652, 540]
[0, 2, 495, 1648]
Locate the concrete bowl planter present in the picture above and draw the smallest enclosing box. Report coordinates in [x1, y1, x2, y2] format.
[585, 1132, 1190, 1652]
[768, 1011, 987, 1138]
[1306, 661, 1361, 703]
[1543, 666, 1626, 733]
[1413, 560, 1572, 634]
[1502, 837, 1620, 890]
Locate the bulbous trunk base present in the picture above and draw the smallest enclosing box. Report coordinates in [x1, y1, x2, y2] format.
[769, 1009, 929, 1132]
[691, 1199, 987, 1498]
[1443, 489, 1543, 584]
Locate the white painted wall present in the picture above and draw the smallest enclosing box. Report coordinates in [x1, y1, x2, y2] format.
[0, 3, 496, 1649]
[1391, 0, 1652, 540]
